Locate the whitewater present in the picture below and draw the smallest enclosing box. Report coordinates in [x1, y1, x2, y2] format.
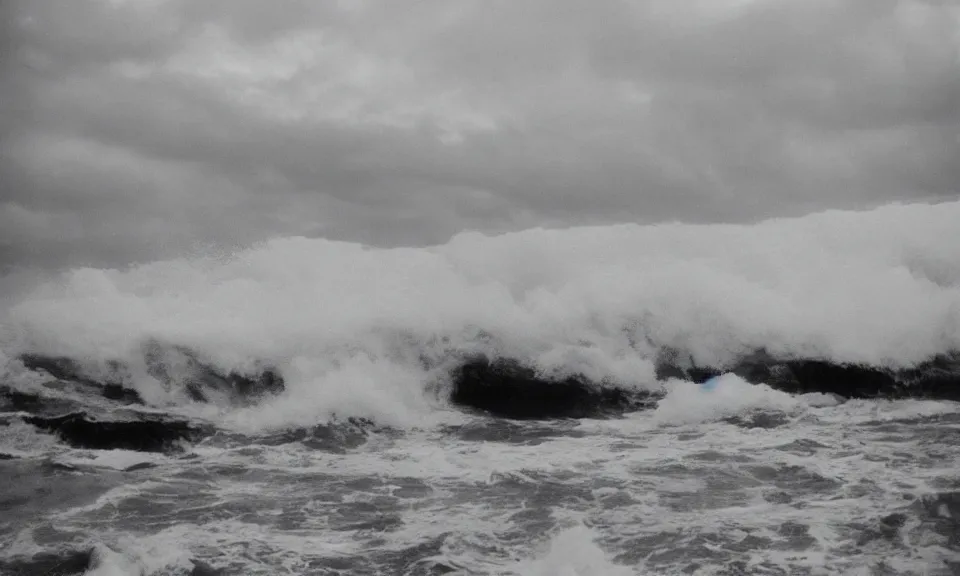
[1, 200, 959, 575]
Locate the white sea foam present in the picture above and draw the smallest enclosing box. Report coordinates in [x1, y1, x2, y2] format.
[53, 449, 164, 472]
[652, 373, 802, 425]
[2, 201, 959, 428]
[82, 541, 195, 576]
[0, 420, 66, 457]
[509, 524, 636, 576]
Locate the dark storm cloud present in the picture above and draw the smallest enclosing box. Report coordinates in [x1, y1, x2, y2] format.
[2, 0, 958, 268]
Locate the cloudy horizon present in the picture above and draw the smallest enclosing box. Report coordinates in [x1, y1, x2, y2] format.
[2, 0, 959, 271]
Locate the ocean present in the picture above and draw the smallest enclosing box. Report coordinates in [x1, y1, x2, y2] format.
[1, 201, 959, 575]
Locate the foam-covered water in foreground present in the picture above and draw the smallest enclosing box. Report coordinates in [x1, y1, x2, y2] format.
[3, 392, 959, 574]
[1, 201, 959, 574]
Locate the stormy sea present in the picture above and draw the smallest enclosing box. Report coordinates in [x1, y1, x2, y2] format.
[1, 201, 959, 576]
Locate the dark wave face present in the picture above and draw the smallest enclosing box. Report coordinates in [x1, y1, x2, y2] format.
[2, 201, 960, 574]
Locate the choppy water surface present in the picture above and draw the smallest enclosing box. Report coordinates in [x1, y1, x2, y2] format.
[3, 395, 959, 575]
[2, 202, 960, 574]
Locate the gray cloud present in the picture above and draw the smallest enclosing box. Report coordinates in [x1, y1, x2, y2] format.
[2, 0, 958, 269]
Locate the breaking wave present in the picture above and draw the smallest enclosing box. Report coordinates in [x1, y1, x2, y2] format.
[2, 200, 959, 430]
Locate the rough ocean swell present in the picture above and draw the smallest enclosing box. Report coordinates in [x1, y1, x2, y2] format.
[1, 201, 959, 575]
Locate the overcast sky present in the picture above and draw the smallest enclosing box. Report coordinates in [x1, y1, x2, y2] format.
[2, 0, 959, 270]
